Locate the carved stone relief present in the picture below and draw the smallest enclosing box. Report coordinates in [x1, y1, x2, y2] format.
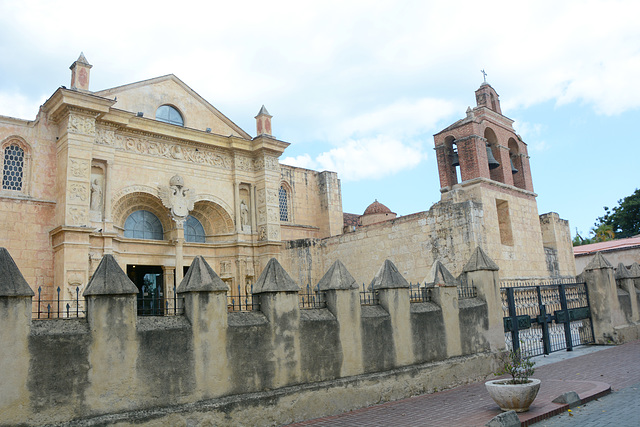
[68, 207, 88, 225]
[220, 260, 232, 277]
[68, 182, 89, 202]
[258, 226, 267, 241]
[68, 114, 96, 136]
[257, 188, 266, 205]
[257, 207, 267, 224]
[266, 189, 278, 205]
[267, 207, 279, 223]
[95, 127, 232, 169]
[70, 158, 89, 178]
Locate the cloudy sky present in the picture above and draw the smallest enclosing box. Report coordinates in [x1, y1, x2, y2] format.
[1, 0, 638, 238]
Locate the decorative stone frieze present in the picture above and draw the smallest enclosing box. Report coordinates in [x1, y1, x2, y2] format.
[68, 114, 96, 136]
[69, 158, 89, 178]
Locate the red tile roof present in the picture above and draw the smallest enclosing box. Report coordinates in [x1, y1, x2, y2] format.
[573, 236, 640, 256]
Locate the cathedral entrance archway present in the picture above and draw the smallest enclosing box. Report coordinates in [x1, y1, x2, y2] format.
[127, 265, 164, 316]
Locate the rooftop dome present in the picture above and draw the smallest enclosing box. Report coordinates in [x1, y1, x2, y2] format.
[363, 200, 393, 216]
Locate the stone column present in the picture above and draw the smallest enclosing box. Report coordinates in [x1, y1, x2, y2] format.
[427, 261, 461, 358]
[83, 254, 139, 413]
[616, 263, 639, 322]
[250, 183, 257, 233]
[462, 247, 504, 352]
[234, 181, 241, 233]
[583, 252, 625, 344]
[177, 256, 230, 399]
[174, 220, 185, 286]
[103, 159, 113, 224]
[0, 248, 34, 425]
[371, 259, 413, 367]
[253, 258, 302, 388]
[318, 260, 363, 377]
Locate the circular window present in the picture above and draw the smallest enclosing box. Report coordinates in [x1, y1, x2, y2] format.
[156, 105, 184, 126]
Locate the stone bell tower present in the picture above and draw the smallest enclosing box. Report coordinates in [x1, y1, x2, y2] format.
[433, 81, 533, 193]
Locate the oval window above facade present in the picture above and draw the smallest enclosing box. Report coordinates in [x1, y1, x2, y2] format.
[156, 105, 184, 126]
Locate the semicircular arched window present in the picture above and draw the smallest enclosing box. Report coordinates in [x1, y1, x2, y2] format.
[185, 216, 206, 243]
[156, 105, 184, 126]
[124, 210, 164, 240]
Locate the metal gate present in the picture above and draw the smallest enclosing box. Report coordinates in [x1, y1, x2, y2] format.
[500, 281, 595, 356]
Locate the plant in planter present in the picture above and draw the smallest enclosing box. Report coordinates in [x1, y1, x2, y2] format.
[485, 347, 540, 412]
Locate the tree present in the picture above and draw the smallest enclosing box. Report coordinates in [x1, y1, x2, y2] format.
[595, 189, 640, 239]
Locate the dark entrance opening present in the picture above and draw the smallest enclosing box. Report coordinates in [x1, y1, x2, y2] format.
[127, 265, 164, 316]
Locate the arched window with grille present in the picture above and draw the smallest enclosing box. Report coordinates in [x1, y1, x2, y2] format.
[124, 210, 164, 240]
[2, 139, 30, 194]
[156, 105, 184, 126]
[185, 215, 206, 243]
[279, 185, 289, 222]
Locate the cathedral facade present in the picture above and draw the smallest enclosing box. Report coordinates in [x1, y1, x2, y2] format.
[0, 54, 342, 304]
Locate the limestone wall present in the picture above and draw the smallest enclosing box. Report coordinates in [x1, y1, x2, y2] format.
[0, 249, 502, 426]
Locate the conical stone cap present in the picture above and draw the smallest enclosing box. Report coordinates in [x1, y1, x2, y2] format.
[628, 262, 640, 278]
[317, 260, 358, 291]
[177, 256, 228, 293]
[462, 247, 499, 272]
[253, 258, 299, 293]
[615, 262, 631, 280]
[84, 254, 138, 296]
[370, 259, 409, 290]
[584, 252, 613, 271]
[0, 247, 34, 297]
[425, 260, 457, 287]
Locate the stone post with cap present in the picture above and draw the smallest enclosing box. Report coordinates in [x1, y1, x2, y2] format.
[425, 260, 461, 358]
[370, 259, 414, 366]
[317, 260, 363, 377]
[82, 254, 139, 412]
[177, 255, 230, 398]
[0, 248, 34, 423]
[253, 258, 302, 388]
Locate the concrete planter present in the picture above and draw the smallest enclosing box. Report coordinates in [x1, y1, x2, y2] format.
[485, 378, 541, 412]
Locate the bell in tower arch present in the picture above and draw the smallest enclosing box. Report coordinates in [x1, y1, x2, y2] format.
[486, 145, 500, 170]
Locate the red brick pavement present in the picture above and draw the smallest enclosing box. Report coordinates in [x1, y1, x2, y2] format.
[287, 340, 640, 427]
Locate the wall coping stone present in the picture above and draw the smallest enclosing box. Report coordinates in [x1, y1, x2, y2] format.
[615, 263, 631, 280]
[177, 255, 228, 293]
[583, 251, 613, 271]
[253, 258, 300, 294]
[0, 247, 34, 297]
[370, 259, 409, 290]
[426, 260, 457, 287]
[629, 262, 640, 278]
[317, 260, 358, 291]
[84, 254, 138, 296]
[463, 247, 499, 272]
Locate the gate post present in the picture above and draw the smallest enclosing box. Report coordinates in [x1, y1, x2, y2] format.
[558, 284, 574, 351]
[462, 247, 504, 352]
[582, 252, 625, 344]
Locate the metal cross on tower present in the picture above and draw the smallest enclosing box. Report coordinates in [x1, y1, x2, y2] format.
[481, 69, 487, 83]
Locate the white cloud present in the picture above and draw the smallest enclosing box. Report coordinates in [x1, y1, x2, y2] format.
[280, 154, 317, 169]
[0, 92, 45, 120]
[314, 136, 426, 181]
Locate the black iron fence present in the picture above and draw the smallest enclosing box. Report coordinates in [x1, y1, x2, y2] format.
[409, 283, 431, 303]
[33, 286, 85, 319]
[457, 285, 477, 299]
[500, 281, 595, 356]
[359, 283, 379, 305]
[299, 284, 327, 309]
[137, 287, 184, 316]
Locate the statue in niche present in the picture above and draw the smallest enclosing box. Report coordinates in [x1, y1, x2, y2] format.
[159, 175, 196, 221]
[240, 200, 250, 230]
[90, 178, 102, 211]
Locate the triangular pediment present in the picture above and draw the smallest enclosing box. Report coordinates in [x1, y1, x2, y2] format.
[95, 74, 251, 139]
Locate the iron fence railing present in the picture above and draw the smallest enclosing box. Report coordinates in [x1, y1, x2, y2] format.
[409, 283, 431, 303]
[299, 284, 326, 309]
[227, 284, 260, 312]
[137, 286, 184, 316]
[457, 285, 477, 299]
[33, 286, 86, 319]
[359, 283, 379, 305]
[499, 277, 578, 288]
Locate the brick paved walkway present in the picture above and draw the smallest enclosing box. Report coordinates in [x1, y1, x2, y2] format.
[532, 382, 640, 426]
[287, 340, 640, 427]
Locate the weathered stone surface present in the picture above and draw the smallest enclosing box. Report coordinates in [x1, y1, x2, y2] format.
[628, 262, 640, 278]
[177, 255, 228, 293]
[584, 251, 613, 271]
[253, 258, 299, 293]
[83, 254, 138, 296]
[463, 247, 499, 272]
[425, 260, 457, 287]
[485, 410, 521, 427]
[552, 390, 581, 407]
[0, 247, 34, 297]
[615, 262, 631, 279]
[317, 260, 358, 290]
[370, 259, 409, 290]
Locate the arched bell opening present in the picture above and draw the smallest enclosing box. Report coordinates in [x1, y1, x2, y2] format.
[484, 127, 503, 183]
[443, 135, 460, 185]
[508, 138, 525, 190]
